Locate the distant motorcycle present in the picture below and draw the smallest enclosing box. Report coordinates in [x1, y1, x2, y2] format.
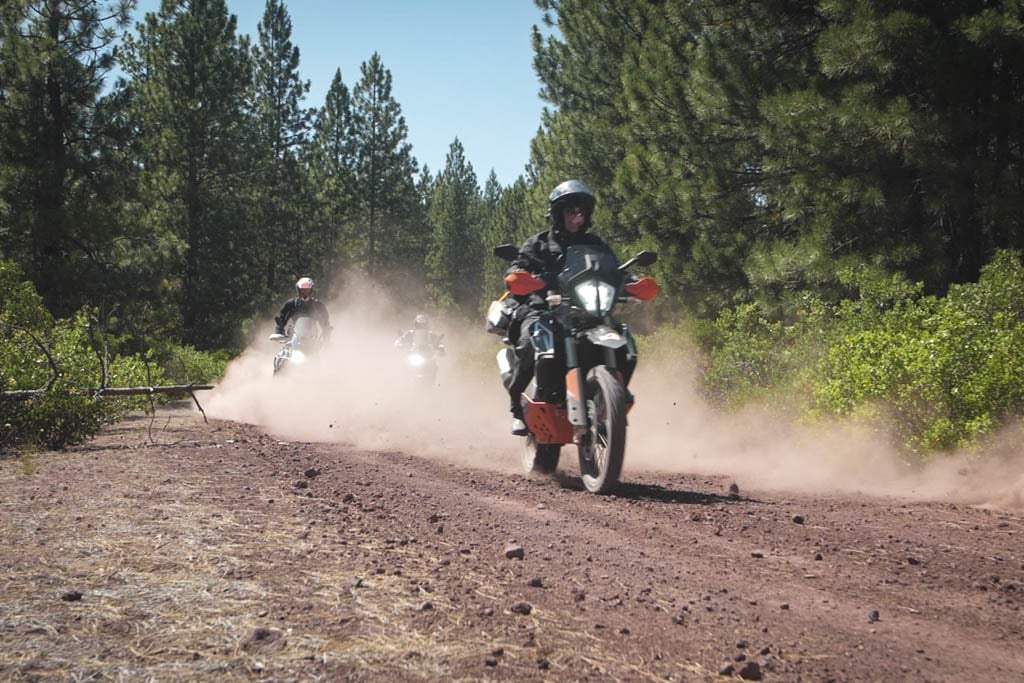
[269, 316, 322, 375]
[491, 243, 659, 494]
[396, 329, 444, 386]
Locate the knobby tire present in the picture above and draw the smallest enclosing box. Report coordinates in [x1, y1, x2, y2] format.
[579, 366, 627, 494]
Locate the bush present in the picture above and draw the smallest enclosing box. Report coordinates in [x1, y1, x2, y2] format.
[815, 251, 1024, 451]
[703, 250, 1024, 454]
[701, 298, 830, 412]
[1, 261, 229, 452]
[16, 390, 110, 450]
[0, 307, 163, 450]
[156, 343, 229, 385]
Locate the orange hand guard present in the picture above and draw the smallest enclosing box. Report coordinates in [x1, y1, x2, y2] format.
[624, 277, 659, 301]
[505, 270, 546, 296]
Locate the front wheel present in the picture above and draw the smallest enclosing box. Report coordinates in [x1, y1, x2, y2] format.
[272, 352, 288, 375]
[523, 435, 560, 475]
[578, 366, 627, 494]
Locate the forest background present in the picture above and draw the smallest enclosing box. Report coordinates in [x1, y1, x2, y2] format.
[2, 0, 1024, 457]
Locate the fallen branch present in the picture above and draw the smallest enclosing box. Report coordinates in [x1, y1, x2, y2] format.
[1, 384, 214, 402]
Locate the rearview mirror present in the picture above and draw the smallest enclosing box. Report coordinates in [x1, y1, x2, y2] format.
[493, 244, 519, 261]
[634, 250, 657, 267]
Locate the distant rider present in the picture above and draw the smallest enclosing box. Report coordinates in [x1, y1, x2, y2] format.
[395, 314, 445, 354]
[274, 277, 332, 340]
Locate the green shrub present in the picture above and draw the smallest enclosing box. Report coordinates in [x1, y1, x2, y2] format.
[0, 308, 164, 450]
[703, 251, 1024, 454]
[817, 252, 1024, 451]
[701, 298, 830, 411]
[17, 390, 111, 450]
[154, 343, 229, 385]
[1, 261, 230, 452]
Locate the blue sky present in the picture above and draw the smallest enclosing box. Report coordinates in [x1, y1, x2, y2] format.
[133, 0, 548, 187]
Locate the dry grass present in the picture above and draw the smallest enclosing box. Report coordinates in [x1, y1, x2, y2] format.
[0, 421, 631, 682]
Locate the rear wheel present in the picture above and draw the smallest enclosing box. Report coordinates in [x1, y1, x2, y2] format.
[577, 366, 627, 494]
[523, 435, 560, 475]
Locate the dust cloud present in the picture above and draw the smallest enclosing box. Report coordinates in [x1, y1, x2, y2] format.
[206, 282, 524, 474]
[626, 351, 1024, 511]
[206, 287, 1023, 512]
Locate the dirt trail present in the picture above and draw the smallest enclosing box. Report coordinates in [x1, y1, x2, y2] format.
[2, 405, 1022, 682]
[4, 302, 1024, 680]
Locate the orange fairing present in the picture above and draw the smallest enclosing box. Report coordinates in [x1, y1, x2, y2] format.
[625, 277, 659, 301]
[505, 270, 546, 296]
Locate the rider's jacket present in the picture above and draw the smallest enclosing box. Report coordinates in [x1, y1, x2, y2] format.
[395, 329, 442, 351]
[506, 229, 610, 310]
[274, 297, 331, 333]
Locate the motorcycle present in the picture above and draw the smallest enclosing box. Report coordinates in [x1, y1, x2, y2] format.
[491, 243, 659, 494]
[396, 329, 445, 386]
[269, 316, 323, 375]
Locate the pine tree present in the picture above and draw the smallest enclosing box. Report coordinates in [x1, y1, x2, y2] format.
[616, 0, 815, 315]
[426, 139, 481, 317]
[410, 164, 435, 256]
[746, 0, 1024, 305]
[0, 0, 136, 316]
[531, 0, 1024, 319]
[349, 52, 420, 278]
[121, 0, 255, 348]
[478, 173, 532, 310]
[531, 0, 642, 234]
[251, 0, 313, 295]
[307, 68, 356, 277]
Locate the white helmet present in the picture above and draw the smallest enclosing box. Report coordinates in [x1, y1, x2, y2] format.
[296, 277, 315, 300]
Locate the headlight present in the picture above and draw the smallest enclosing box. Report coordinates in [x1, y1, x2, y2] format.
[574, 279, 617, 315]
[408, 353, 426, 367]
[291, 350, 306, 364]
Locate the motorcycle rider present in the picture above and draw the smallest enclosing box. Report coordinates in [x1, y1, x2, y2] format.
[503, 179, 631, 436]
[274, 276, 332, 340]
[395, 313, 445, 354]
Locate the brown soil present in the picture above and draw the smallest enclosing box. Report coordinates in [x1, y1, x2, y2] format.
[2, 402, 1022, 682]
[4, 305, 1024, 682]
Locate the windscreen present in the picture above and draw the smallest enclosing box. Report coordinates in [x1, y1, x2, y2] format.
[558, 245, 623, 291]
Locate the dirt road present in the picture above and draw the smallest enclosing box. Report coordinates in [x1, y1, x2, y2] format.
[2, 404, 1022, 682]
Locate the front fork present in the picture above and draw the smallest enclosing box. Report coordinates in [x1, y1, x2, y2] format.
[273, 345, 292, 374]
[564, 323, 635, 443]
[564, 334, 585, 437]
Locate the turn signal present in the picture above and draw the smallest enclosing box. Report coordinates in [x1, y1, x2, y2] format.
[624, 277, 659, 301]
[505, 270, 546, 295]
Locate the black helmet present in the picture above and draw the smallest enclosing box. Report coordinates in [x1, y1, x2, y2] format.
[547, 179, 596, 233]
